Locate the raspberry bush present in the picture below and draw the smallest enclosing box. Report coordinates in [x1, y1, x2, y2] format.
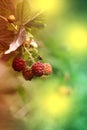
[0, 0, 52, 81]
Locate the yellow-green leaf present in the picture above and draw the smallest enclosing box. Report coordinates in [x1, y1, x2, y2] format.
[16, 0, 31, 25]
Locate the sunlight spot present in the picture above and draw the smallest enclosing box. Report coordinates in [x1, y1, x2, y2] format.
[64, 24, 87, 53]
[41, 93, 70, 116]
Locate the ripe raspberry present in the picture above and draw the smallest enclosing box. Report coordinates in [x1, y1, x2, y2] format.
[44, 63, 52, 75]
[22, 67, 33, 80]
[32, 62, 44, 76]
[12, 57, 25, 72]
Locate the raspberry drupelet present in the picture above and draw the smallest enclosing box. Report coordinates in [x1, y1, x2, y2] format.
[12, 57, 26, 72]
[22, 67, 34, 80]
[32, 61, 44, 76]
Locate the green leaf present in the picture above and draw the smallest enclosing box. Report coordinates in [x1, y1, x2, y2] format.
[16, 0, 31, 25]
[25, 11, 45, 29]
[16, 0, 45, 29]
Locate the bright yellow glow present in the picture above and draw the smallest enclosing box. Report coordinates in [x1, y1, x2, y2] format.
[37, 0, 57, 12]
[65, 24, 87, 53]
[31, 0, 64, 15]
[42, 93, 70, 116]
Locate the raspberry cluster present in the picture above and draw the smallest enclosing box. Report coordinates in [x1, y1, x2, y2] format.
[12, 57, 52, 81]
[0, 12, 52, 81]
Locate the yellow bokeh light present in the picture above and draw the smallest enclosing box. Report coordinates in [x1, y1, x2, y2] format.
[58, 86, 72, 96]
[65, 24, 87, 53]
[30, 0, 64, 15]
[41, 93, 70, 116]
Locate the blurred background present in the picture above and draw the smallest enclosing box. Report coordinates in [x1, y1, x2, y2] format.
[1, 0, 87, 130]
[23, 0, 87, 130]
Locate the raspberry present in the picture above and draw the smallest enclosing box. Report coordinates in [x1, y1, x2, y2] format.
[12, 57, 25, 72]
[32, 62, 44, 76]
[22, 67, 33, 80]
[44, 63, 52, 75]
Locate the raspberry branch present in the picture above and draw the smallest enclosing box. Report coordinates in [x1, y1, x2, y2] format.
[0, 15, 8, 22]
[10, 23, 18, 31]
[24, 46, 35, 63]
[0, 15, 18, 31]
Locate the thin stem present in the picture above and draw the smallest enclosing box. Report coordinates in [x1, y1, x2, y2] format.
[24, 46, 35, 63]
[0, 15, 8, 22]
[0, 15, 18, 31]
[10, 23, 18, 31]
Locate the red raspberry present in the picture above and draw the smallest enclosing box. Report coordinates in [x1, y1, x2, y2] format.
[12, 57, 25, 72]
[44, 63, 52, 75]
[32, 62, 44, 76]
[22, 67, 33, 80]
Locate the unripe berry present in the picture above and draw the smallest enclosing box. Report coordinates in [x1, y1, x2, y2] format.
[23, 40, 30, 47]
[44, 63, 52, 75]
[7, 15, 16, 23]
